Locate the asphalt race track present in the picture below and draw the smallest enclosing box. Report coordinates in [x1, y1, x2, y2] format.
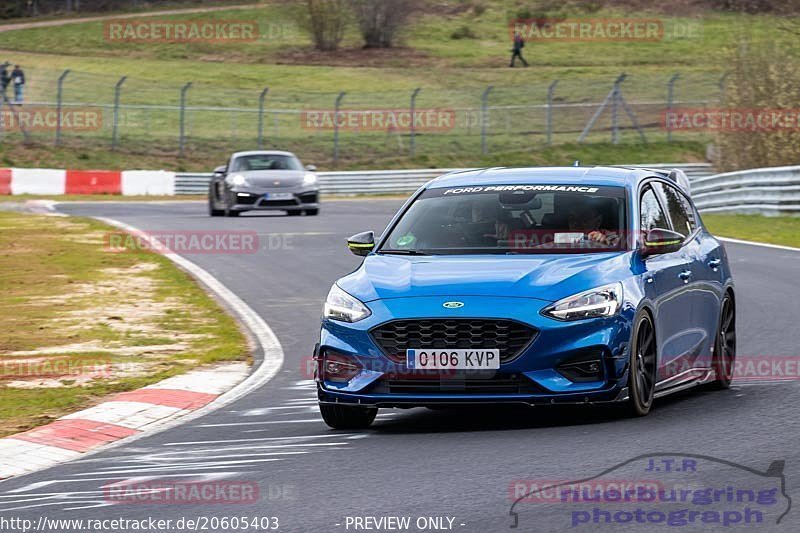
[1, 199, 799, 532]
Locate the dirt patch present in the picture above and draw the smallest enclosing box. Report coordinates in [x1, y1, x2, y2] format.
[3, 261, 211, 389]
[275, 46, 436, 68]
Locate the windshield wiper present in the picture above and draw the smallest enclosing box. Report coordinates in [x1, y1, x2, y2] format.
[378, 249, 432, 256]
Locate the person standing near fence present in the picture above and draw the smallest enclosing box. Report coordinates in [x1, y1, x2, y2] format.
[510, 32, 529, 68]
[11, 65, 25, 104]
[0, 63, 10, 100]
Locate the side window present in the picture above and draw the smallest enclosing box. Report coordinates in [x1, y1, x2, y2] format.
[640, 186, 668, 233]
[655, 183, 697, 237]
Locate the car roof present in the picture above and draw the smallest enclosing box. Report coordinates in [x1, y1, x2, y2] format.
[231, 150, 297, 158]
[427, 166, 664, 189]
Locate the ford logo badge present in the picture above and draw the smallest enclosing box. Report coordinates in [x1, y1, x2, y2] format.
[442, 301, 464, 309]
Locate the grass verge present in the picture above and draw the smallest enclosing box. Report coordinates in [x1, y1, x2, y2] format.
[702, 214, 800, 249]
[0, 211, 249, 437]
[0, 139, 708, 172]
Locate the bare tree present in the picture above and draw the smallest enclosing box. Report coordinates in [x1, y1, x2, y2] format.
[350, 0, 417, 48]
[716, 39, 800, 171]
[304, 0, 348, 51]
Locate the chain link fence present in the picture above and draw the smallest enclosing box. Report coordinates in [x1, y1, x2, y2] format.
[0, 66, 724, 166]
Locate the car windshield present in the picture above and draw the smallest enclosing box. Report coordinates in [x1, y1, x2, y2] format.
[380, 184, 628, 255]
[232, 154, 303, 171]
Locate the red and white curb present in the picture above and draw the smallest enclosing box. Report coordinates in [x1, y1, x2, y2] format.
[0, 168, 175, 195]
[0, 211, 285, 482]
[0, 363, 248, 479]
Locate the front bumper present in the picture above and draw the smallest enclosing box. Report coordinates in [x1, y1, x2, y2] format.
[316, 295, 635, 408]
[229, 187, 319, 211]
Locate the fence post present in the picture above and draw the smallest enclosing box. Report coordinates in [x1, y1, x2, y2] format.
[409, 87, 421, 157]
[481, 85, 493, 155]
[546, 80, 558, 145]
[611, 78, 621, 145]
[111, 75, 127, 151]
[666, 73, 679, 143]
[333, 91, 345, 167]
[55, 69, 70, 146]
[257, 87, 269, 149]
[179, 82, 192, 157]
[718, 72, 729, 100]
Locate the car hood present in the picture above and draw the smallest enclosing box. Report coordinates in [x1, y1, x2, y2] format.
[338, 253, 634, 303]
[238, 170, 306, 187]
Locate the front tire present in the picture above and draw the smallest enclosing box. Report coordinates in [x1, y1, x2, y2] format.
[209, 200, 224, 217]
[624, 313, 657, 416]
[319, 403, 377, 429]
[305, 208, 319, 216]
[224, 202, 240, 217]
[710, 293, 736, 389]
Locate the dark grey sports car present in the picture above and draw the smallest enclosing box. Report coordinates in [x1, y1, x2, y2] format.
[209, 150, 320, 217]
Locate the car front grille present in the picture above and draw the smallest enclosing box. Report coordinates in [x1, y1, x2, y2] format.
[259, 199, 298, 207]
[370, 319, 537, 364]
[371, 374, 539, 395]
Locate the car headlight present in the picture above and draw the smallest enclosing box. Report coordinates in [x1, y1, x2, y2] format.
[227, 174, 248, 187]
[323, 284, 371, 323]
[302, 172, 318, 186]
[542, 282, 623, 321]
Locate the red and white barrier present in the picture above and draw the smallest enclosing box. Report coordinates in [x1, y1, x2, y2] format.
[11, 168, 66, 195]
[0, 168, 10, 195]
[0, 168, 175, 196]
[121, 170, 175, 195]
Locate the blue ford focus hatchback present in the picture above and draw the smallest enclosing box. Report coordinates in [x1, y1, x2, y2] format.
[314, 167, 735, 429]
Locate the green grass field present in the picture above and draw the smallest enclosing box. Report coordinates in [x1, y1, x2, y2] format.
[702, 214, 800, 249]
[0, 0, 792, 169]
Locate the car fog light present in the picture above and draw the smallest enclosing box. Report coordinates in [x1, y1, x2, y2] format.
[322, 351, 362, 383]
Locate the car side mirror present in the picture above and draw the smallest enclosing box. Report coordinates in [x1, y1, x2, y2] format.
[213, 165, 227, 175]
[641, 228, 685, 257]
[347, 231, 375, 257]
[305, 164, 317, 172]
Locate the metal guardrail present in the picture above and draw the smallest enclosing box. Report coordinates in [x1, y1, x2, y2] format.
[690, 165, 800, 214]
[175, 163, 714, 196]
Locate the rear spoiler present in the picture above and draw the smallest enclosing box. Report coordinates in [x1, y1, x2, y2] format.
[617, 166, 692, 196]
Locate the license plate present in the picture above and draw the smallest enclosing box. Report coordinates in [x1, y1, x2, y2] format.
[406, 349, 499, 370]
[264, 192, 293, 200]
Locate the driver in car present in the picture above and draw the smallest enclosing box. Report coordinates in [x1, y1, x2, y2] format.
[567, 204, 621, 247]
[471, 202, 511, 243]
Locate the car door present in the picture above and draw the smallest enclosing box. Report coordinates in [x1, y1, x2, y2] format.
[654, 182, 722, 372]
[639, 183, 696, 384]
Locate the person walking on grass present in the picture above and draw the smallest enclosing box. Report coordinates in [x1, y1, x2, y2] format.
[510, 32, 528, 67]
[11, 65, 25, 104]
